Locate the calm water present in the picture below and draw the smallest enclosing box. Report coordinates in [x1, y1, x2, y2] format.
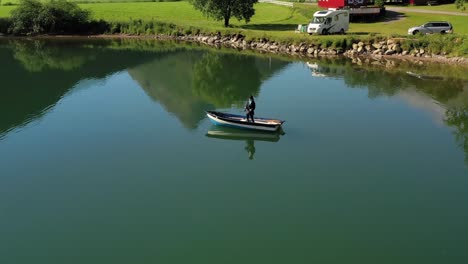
[1, 39, 467, 264]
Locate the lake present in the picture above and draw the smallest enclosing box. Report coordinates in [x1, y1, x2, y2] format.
[0, 38, 467, 264]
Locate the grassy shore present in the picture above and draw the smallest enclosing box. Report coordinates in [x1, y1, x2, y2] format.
[1, 2, 467, 35]
[0, 2, 466, 56]
[0, 0, 169, 4]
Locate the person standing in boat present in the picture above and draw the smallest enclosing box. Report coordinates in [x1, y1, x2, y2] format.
[245, 95, 256, 123]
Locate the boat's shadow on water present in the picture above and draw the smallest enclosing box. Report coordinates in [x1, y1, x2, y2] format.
[205, 126, 285, 160]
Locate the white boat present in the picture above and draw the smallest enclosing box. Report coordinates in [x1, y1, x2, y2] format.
[206, 111, 285, 132]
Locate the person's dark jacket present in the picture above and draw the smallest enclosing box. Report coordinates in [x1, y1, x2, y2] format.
[246, 100, 256, 112]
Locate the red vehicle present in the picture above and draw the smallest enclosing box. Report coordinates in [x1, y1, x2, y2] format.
[319, 0, 374, 8]
[318, 0, 384, 20]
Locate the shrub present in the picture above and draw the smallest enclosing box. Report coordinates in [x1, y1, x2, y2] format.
[183, 27, 192, 35]
[0, 18, 11, 34]
[87, 19, 108, 34]
[399, 40, 412, 51]
[320, 39, 333, 48]
[109, 22, 121, 34]
[374, 0, 385, 7]
[9, 0, 92, 35]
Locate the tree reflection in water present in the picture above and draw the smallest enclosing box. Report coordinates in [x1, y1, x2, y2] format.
[2, 38, 467, 161]
[0, 39, 170, 137]
[446, 106, 468, 162]
[306, 58, 468, 162]
[130, 51, 290, 128]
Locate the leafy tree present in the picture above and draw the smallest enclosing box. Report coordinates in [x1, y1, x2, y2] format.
[455, 0, 465, 11]
[190, 0, 258, 27]
[9, 0, 43, 35]
[9, 0, 91, 35]
[374, 0, 385, 8]
[0, 18, 11, 34]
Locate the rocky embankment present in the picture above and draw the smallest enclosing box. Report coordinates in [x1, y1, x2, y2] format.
[171, 33, 467, 65]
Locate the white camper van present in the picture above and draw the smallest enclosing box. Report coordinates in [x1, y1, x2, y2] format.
[307, 9, 349, 35]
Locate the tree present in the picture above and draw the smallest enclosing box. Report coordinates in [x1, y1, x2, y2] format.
[191, 0, 258, 27]
[374, 0, 385, 8]
[455, 0, 465, 11]
[9, 0, 91, 35]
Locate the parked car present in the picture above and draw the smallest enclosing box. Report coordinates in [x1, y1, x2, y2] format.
[408, 21, 453, 35]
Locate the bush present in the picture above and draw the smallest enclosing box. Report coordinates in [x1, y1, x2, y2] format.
[374, 0, 385, 7]
[0, 18, 11, 34]
[109, 19, 182, 36]
[9, 0, 92, 35]
[320, 39, 333, 48]
[397, 35, 467, 56]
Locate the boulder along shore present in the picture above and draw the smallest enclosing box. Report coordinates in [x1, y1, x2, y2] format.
[8, 33, 467, 66]
[146, 33, 468, 66]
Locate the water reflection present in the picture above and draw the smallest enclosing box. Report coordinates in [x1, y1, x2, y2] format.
[306, 61, 346, 78]
[446, 106, 468, 162]
[0, 39, 291, 137]
[11, 40, 97, 72]
[1, 39, 468, 263]
[192, 53, 286, 108]
[1, 38, 467, 162]
[128, 51, 289, 128]
[206, 126, 283, 160]
[306, 58, 468, 161]
[127, 50, 211, 129]
[0, 39, 192, 137]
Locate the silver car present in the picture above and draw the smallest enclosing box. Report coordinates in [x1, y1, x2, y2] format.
[408, 21, 453, 35]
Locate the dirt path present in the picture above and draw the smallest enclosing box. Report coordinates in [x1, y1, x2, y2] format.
[386, 7, 468, 16]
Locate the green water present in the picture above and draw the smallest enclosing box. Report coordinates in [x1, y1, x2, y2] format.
[0, 39, 467, 264]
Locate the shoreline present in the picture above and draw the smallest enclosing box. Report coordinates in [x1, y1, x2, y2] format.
[2, 33, 467, 66]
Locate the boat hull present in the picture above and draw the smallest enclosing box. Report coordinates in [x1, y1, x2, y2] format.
[206, 111, 284, 132]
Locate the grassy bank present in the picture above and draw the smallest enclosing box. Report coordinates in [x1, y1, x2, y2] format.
[0, 2, 466, 56]
[0, 0, 178, 4]
[1, 2, 467, 35]
[81, 3, 468, 35]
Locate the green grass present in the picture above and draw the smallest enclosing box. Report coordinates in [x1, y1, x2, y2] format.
[405, 3, 466, 13]
[0, 5, 13, 17]
[85, 2, 321, 41]
[349, 12, 468, 35]
[0, 2, 466, 40]
[90, 2, 468, 36]
[87, 2, 310, 28]
[0, 0, 173, 5]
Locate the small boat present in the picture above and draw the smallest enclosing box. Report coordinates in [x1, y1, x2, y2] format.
[206, 111, 285, 132]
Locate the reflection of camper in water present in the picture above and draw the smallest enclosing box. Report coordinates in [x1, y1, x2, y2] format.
[244, 139, 256, 160]
[306, 62, 328, 77]
[306, 62, 347, 78]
